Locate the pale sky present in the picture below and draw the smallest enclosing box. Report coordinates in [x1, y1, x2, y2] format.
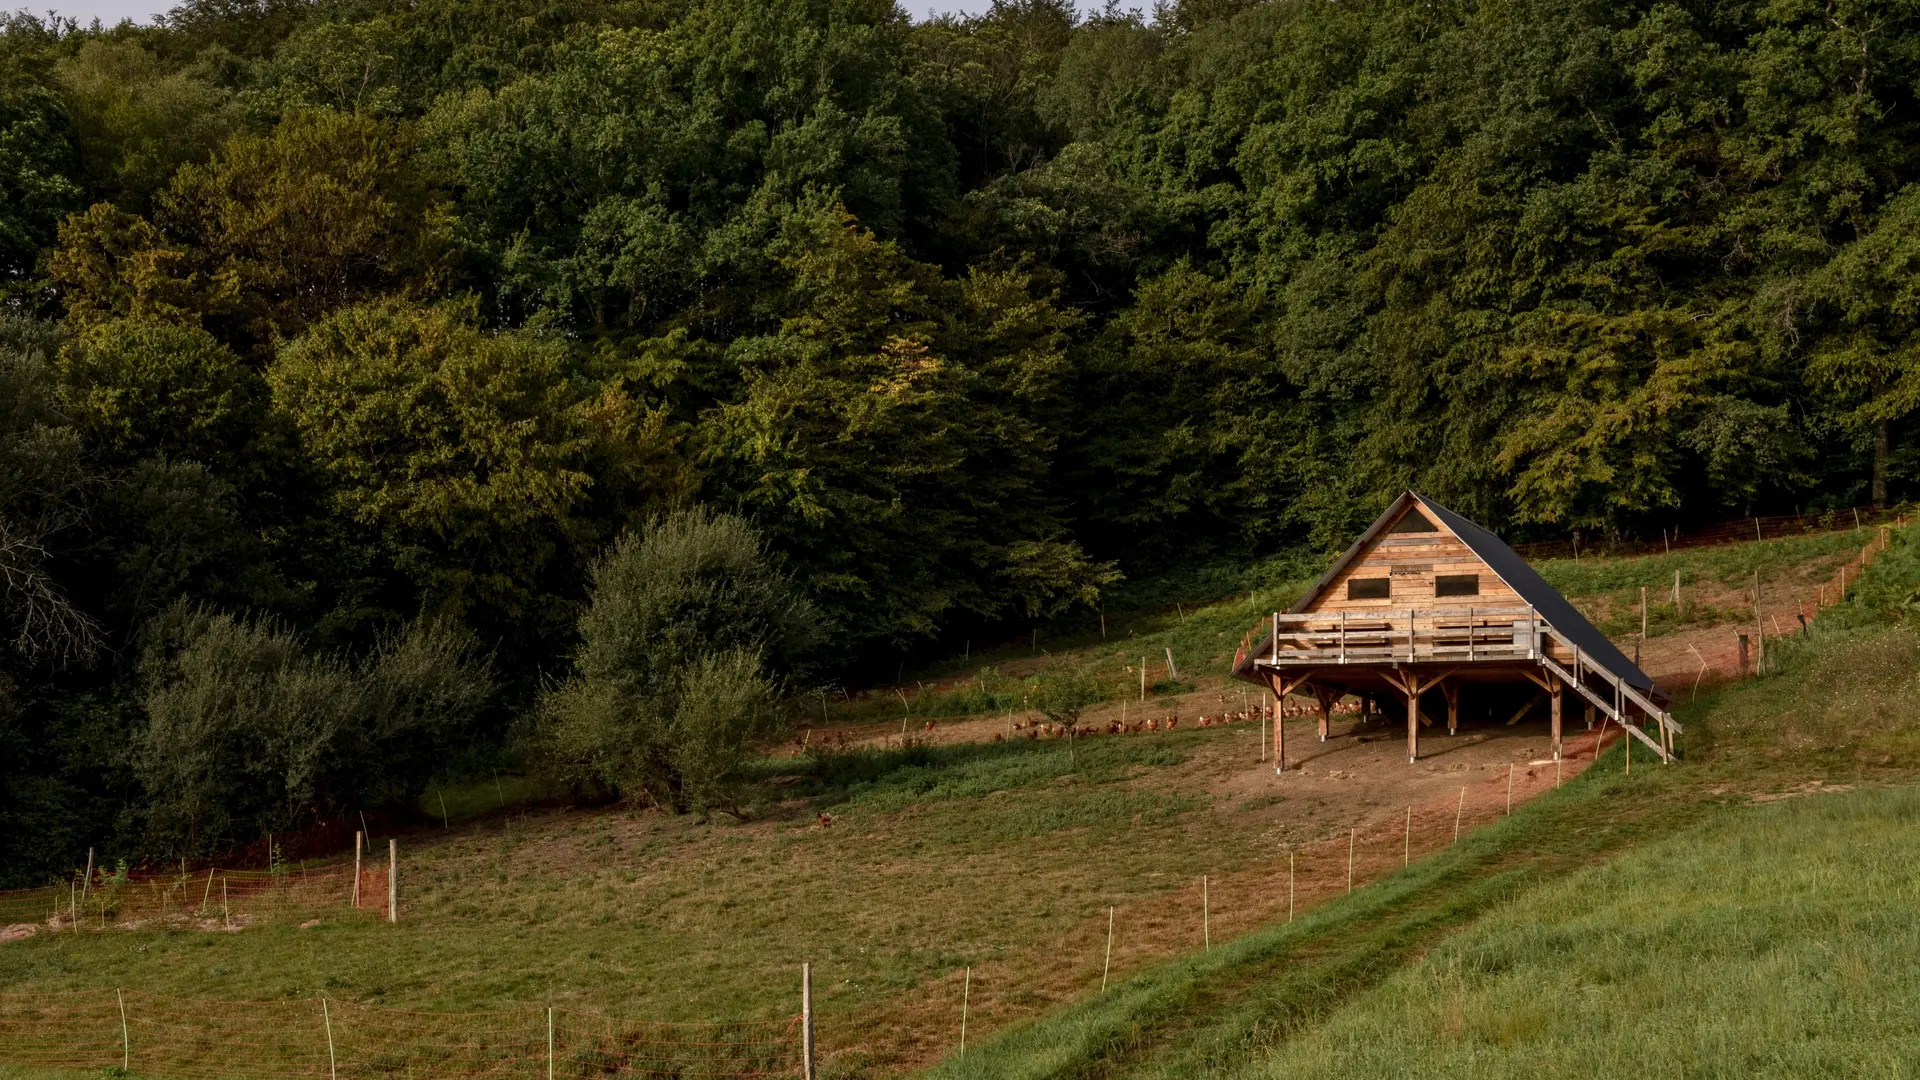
[37, 0, 1002, 28]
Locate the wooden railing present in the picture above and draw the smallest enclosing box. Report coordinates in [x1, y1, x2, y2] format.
[1244, 607, 1680, 762]
[1251, 606, 1542, 665]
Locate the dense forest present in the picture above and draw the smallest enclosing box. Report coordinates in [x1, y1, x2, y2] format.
[3, 0, 1917, 880]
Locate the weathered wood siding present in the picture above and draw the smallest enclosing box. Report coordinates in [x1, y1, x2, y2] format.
[1303, 505, 1525, 614]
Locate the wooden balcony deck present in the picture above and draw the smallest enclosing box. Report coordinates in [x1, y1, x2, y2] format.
[1250, 605, 1544, 665]
[1239, 606, 1680, 764]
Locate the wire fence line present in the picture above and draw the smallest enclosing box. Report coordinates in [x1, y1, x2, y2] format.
[0, 860, 393, 933]
[0, 730, 1619, 1080]
[0, 990, 805, 1080]
[1510, 504, 1906, 561]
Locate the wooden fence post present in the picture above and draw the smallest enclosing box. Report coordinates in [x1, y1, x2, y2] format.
[322, 997, 337, 1080]
[1102, 907, 1114, 991]
[352, 832, 362, 910]
[387, 839, 397, 924]
[959, 967, 970, 1056]
[802, 963, 816, 1080]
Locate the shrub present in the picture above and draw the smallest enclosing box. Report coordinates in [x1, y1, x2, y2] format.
[135, 603, 491, 856]
[537, 507, 821, 813]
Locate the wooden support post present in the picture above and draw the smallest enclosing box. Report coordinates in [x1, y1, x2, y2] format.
[387, 839, 397, 923]
[1442, 680, 1459, 736]
[1737, 633, 1750, 675]
[1271, 678, 1285, 771]
[1550, 678, 1563, 761]
[1505, 690, 1546, 726]
[1584, 699, 1594, 731]
[1316, 686, 1333, 742]
[1405, 675, 1421, 763]
[1753, 571, 1765, 674]
[352, 831, 362, 909]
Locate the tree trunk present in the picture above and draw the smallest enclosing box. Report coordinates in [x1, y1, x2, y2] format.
[1873, 420, 1890, 507]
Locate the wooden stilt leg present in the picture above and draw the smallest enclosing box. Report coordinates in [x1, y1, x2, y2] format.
[1271, 678, 1285, 772]
[1550, 680, 1562, 761]
[1406, 679, 1421, 763]
[1317, 688, 1332, 742]
[1443, 680, 1459, 736]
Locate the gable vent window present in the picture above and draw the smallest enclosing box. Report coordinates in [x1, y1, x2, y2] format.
[1388, 509, 1439, 534]
[1436, 574, 1480, 597]
[1348, 578, 1391, 600]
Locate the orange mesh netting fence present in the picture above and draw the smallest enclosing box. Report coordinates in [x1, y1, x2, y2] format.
[0, 990, 804, 1079]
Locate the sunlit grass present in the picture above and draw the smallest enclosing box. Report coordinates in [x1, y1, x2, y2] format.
[916, 521, 1920, 1079]
[1238, 785, 1920, 1079]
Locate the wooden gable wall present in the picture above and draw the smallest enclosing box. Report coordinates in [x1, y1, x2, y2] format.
[1303, 501, 1524, 614]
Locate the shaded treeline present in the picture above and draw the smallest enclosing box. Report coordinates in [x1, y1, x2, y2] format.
[1, 0, 1916, 879]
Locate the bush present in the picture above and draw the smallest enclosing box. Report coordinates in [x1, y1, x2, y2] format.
[537, 507, 821, 813]
[135, 603, 491, 856]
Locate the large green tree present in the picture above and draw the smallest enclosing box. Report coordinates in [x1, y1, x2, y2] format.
[269, 297, 687, 652]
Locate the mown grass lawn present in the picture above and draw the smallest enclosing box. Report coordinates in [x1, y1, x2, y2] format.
[1243, 783, 1920, 1079]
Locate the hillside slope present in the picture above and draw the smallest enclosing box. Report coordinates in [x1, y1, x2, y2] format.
[920, 522, 1920, 1078]
[0, 525, 1902, 1080]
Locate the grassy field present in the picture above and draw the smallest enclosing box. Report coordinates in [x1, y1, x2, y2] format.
[0, 521, 1909, 1080]
[1244, 784, 1920, 1078]
[0, 723, 1344, 1077]
[918, 523, 1920, 1079]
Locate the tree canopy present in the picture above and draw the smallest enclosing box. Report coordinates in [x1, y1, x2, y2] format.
[4, 0, 1919, 878]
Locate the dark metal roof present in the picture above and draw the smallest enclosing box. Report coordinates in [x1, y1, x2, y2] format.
[1234, 491, 1657, 695]
[1414, 493, 1656, 694]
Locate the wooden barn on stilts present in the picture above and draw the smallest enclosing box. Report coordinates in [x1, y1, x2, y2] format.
[1232, 492, 1678, 767]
